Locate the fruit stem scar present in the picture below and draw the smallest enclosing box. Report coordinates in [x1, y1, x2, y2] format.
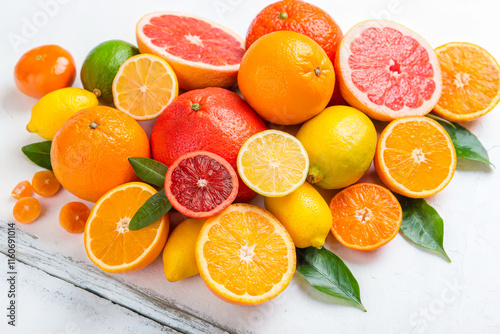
[90, 122, 99, 129]
[36, 55, 42, 60]
[306, 166, 323, 184]
[191, 103, 201, 111]
[279, 12, 288, 20]
[314, 66, 321, 76]
[93, 88, 102, 97]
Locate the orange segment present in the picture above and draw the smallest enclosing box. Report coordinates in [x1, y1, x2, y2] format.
[84, 182, 169, 273]
[112, 54, 178, 120]
[195, 204, 295, 305]
[375, 116, 456, 198]
[433, 42, 500, 122]
[329, 183, 402, 251]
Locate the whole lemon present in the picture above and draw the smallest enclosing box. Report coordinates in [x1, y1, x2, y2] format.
[162, 219, 205, 282]
[296, 106, 377, 189]
[27, 87, 98, 140]
[264, 182, 332, 249]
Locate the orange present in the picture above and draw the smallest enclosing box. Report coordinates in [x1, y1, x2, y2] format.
[238, 31, 335, 125]
[433, 42, 500, 122]
[112, 54, 178, 120]
[329, 183, 402, 251]
[195, 204, 295, 305]
[51, 106, 151, 202]
[375, 116, 456, 198]
[59, 202, 90, 234]
[11, 180, 33, 200]
[13, 197, 41, 224]
[32, 170, 60, 197]
[84, 182, 169, 273]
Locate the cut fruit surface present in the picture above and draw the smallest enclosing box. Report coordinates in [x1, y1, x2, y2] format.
[165, 151, 238, 219]
[335, 20, 442, 121]
[329, 183, 402, 251]
[375, 116, 456, 198]
[84, 182, 169, 273]
[195, 204, 296, 305]
[112, 54, 178, 120]
[433, 42, 500, 122]
[136, 12, 245, 90]
[237, 130, 309, 197]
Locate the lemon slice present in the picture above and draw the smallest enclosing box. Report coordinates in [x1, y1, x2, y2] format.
[112, 54, 178, 120]
[237, 130, 309, 197]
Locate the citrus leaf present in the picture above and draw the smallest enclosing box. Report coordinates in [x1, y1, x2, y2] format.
[296, 247, 366, 311]
[129, 189, 171, 231]
[128, 157, 168, 187]
[21, 141, 52, 170]
[397, 195, 451, 262]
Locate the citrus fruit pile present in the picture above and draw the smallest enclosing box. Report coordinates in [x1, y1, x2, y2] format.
[11, 0, 498, 309]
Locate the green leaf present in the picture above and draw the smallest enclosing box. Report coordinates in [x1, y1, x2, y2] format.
[129, 189, 171, 230]
[434, 119, 493, 166]
[21, 141, 52, 170]
[128, 157, 168, 187]
[296, 247, 366, 311]
[397, 196, 451, 262]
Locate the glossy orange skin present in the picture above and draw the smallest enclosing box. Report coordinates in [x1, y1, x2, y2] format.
[14, 45, 76, 98]
[13, 197, 41, 224]
[11, 181, 33, 200]
[59, 202, 90, 234]
[32, 171, 60, 197]
[51, 106, 151, 202]
[151, 87, 266, 202]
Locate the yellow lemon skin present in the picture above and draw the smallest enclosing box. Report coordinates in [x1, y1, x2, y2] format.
[264, 182, 332, 249]
[162, 219, 205, 282]
[296, 105, 377, 189]
[27, 87, 98, 140]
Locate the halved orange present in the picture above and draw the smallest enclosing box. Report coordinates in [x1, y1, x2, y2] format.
[375, 116, 456, 198]
[195, 204, 295, 305]
[433, 42, 500, 122]
[329, 183, 402, 251]
[112, 54, 178, 120]
[84, 182, 169, 273]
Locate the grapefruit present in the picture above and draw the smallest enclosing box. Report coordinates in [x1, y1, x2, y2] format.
[151, 87, 266, 202]
[136, 12, 245, 91]
[335, 20, 442, 121]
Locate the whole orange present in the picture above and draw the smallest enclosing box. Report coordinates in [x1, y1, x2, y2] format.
[51, 106, 150, 202]
[238, 31, 335, 125]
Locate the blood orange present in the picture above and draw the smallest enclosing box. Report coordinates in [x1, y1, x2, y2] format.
[165, 151, 238, 219]
[136, 12, 245, 91]
[151, 87, 266, 202]
[335, 20, 442, 121]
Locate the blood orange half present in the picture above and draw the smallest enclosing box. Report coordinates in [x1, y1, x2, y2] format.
[335, 20, 442, 121]
[136, 12, 245, 91]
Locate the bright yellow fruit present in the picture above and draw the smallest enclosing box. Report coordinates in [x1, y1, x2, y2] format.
[27, 87, 98, 140]
[264, 182, 332, 249]
[162, 219, 205, 282]
[296, 105, 377, 189]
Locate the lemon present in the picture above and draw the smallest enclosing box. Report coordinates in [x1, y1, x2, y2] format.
[162, 218, 205, 282]
[264, 182, 332, 249]
[27, 87, 98, 140]
[296, 106, 377, 189]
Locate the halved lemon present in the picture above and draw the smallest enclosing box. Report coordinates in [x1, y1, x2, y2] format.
[112, 54, 178, 120]
[237, 129, 309, 197]
[84, 182, 169, 273]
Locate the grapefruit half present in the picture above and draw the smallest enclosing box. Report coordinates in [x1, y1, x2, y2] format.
[335, 20, 442, 121]
[136, 12, 245, 91]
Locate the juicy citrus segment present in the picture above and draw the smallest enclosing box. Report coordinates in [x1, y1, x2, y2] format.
[433, 42, 500, 122]
[330, 183, 402, 250]
[196, 204, 295, 305]
[113, 54, 178, 120]
[84, 182, 169, 273]
[375, 117, 456, 198]
[237, 130, 309, 197]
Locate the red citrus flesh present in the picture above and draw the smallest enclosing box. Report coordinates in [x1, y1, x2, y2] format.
[165, 151, 238, 219]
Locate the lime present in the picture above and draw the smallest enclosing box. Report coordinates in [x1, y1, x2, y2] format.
[80, 40, 139, 105]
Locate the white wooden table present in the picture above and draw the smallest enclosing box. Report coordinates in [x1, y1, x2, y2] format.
[1, 0, 500, 333]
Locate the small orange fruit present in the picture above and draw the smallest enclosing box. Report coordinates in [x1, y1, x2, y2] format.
[59, 202, 91, 234]
[433, 42, 500, 122]
[329, 183, 402, 251]
[375, 116, 457, 198]
[195, 204, 296, 305]
[84, 182, 169, 273]
[32, 170, 60, 197]
[13, 197, 41, 224]
[11, 180, 33, 200]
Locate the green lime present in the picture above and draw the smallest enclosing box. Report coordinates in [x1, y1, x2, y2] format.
[80, 40, 139, 105]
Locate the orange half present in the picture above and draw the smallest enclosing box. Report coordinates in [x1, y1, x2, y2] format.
[84, 182, 169, 273]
